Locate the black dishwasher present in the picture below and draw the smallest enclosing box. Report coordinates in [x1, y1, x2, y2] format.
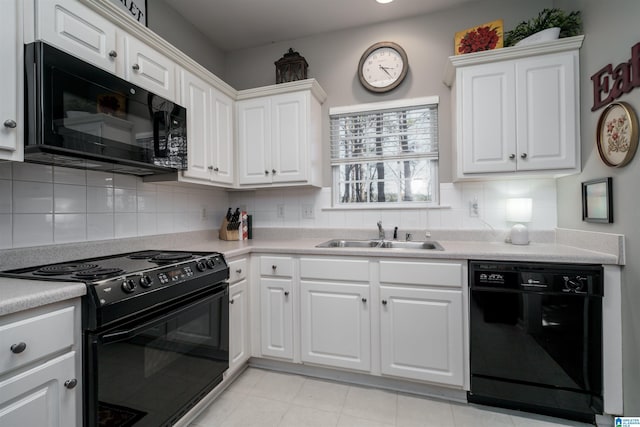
[468, 260, 603, 423]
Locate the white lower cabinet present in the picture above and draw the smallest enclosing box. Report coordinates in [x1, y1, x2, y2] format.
[0, 352, 77, 427]
[228, 257, 250, 372]
[379, 286, 464, 386]
[300, 281, 370, 371]
[0, 300, 80, 427]
[260, 277, 293, 360]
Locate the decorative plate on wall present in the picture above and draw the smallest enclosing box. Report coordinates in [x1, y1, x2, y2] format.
[596, 101, 639, 167]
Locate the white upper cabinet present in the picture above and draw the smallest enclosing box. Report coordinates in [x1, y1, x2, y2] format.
[35, 0, 119, 73]
[446, 36, 583, 180]
[179, 69, 234, 185]
[35, 0, 177, 101]
[0, 0, 23, 160]
[237, 80, 326, 188]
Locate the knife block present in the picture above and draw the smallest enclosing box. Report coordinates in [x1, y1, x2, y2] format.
[219, 218, 239, 241]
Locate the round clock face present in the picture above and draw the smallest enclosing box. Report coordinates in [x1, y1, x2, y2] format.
[358, 42, 408, 93]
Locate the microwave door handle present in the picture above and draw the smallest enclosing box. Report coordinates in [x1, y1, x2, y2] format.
[100, 287, 228, 345]
[153, 111, 168, 158]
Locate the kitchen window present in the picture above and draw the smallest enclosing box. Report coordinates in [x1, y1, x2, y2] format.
[329, 97, 439, 207]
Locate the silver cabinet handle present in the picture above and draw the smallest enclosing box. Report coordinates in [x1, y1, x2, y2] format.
[108, 50, 117, 58]
[521, 153, 528, 159]
[382, 300, 388, 305]
[64, 379, 78, 389]
[132, 63, 140, 71]
[362, 297, 367, 303]
[509, 154, 516, 159]
[284, 291, 290, 297]
[4, 120, 17, 129]
[236, 268, 242, 274]
[10, 342, 26, 353]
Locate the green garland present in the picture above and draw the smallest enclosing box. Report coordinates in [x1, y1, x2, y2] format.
[504, 8, 582, 47]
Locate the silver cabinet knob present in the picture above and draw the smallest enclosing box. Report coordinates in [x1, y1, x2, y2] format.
[236, 268, 242, 274]
[521, 153, 528, 159]
[214, 167, 219, 172]
[64, 379, 78, 389]
[272, 265, 277, 270]
[230, 299, 235, 304]
[361, 297, 367, 303]
[382, 300, 388, 305]
[4, 120, 17, 129]
[272, 169, 277, 175]
[509, 154, 516, 159]
[132, 63, 140, 71]
[284, 291, 290, 297]
[265, 170, 270, 175]
[208, 165, 214, 170]
[108, 50, 117, 58]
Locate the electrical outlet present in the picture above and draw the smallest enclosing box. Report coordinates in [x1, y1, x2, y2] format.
[469, 198, 479, 217]
[302, 204, 315, 219]
[276, 204, 285, 218]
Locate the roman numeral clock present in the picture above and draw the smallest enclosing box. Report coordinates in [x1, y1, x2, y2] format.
[358, 41, 409, 93]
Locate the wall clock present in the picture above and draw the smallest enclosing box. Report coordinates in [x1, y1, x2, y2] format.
[358, 41, 408, 93]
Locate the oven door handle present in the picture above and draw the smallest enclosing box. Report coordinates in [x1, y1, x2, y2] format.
[100, 287, 228, 345]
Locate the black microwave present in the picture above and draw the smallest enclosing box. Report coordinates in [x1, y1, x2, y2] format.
[25, 42, 187, 176]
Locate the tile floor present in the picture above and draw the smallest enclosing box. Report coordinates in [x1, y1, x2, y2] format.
[189, 368, 593, 427]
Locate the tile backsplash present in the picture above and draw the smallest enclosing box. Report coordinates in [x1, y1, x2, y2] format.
[229, 179, 557, 232]
[0, 162, 229, 249]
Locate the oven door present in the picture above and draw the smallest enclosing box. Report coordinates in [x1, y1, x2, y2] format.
[84, 285, 229, 427]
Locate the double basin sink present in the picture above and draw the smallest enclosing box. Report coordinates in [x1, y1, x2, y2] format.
[316, 239, 444, 251]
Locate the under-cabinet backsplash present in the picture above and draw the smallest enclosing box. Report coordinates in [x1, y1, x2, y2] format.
[0, 162, 229, 249]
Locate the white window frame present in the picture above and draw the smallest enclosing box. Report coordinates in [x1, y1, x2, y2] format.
[329, 96, 439, 209]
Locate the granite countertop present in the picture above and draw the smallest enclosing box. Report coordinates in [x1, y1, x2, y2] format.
[0, 233, 621, 317]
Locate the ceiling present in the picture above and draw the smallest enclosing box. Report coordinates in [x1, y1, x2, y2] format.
[163, 0, 482, 51]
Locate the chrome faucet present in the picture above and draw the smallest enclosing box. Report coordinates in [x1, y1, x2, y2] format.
[377, 221, 385, 240]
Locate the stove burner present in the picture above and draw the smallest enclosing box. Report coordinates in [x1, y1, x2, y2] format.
[128, 251, 163, 259]
[73, 268, 125, 280]
[151, 253, 194, 264]
[34, 263, 100, 276]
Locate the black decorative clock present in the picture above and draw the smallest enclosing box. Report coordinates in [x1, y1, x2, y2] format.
[358, 41, 408, 93]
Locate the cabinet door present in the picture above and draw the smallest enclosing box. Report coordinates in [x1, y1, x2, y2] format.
[0, 352, 77, 427]
[237, 98, 271, 185]
[36, 0, 118, 73]
[180, 70, 211, 181]
[300, 281, 370, 371]
[123, 35, 176, 101]
[271, 92, 307, 183]
[229, 280, 249, 371]
[0, 0, 23, 160]
[459, 63, 516, 174]
[210, 87, 234, 184]
[260, 278, 293, 359]
[515, 52, 578, 171]
[380, 286, 464, 386]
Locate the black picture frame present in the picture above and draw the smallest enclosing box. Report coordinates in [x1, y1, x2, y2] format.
[582, 177, 613, 223]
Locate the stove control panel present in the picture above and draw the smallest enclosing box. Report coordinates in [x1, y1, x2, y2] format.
[92, 254, 228, 306]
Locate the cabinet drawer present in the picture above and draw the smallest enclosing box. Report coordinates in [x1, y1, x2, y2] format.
[228, 258, 248, 284]
[300, 258, 369, 282]
[0, 306, 75, 374]
[260, 256, 294, 277]
[379, 261, 463, 287]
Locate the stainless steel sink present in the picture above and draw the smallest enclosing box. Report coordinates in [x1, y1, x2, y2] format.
[315, 239, 381, 248]
[316, 239, 444, 250]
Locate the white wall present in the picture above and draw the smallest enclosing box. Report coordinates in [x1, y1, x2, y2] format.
[229, 179, 557, 233]
[0, 162, 228, 249]
[556, 0, 640, 416]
